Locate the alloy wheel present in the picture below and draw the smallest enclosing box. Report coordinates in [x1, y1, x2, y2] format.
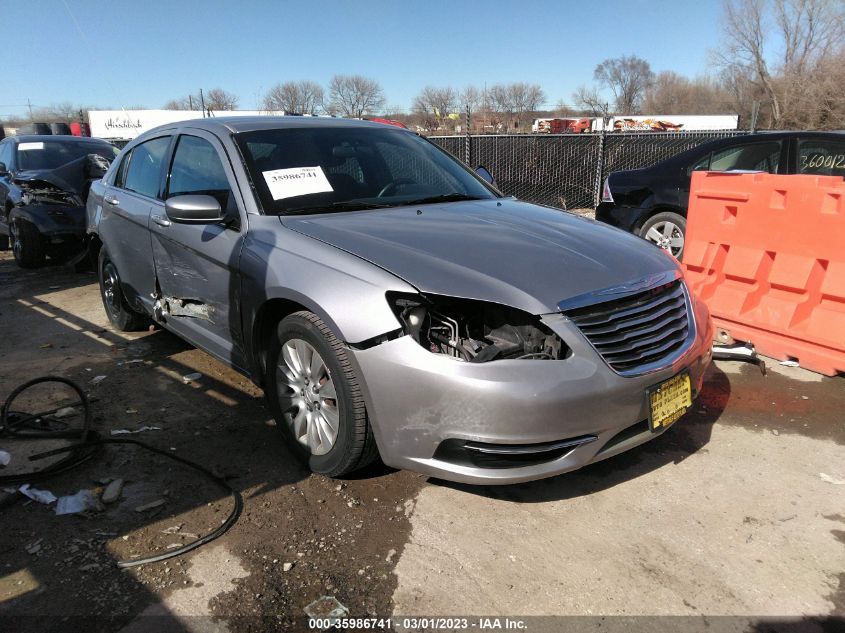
[276, 338, 339, 456]
[644, 221, 684, 258]
[10, 221, 22, 261]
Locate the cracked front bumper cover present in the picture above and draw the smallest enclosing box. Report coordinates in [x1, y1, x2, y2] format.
[347, 296, 713, 485]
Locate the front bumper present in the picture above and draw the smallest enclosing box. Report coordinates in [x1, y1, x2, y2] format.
[348, 294, 713, 485]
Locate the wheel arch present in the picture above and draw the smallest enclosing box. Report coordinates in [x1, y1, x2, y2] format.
[633, 204, 685, 235]
[248, 295, 334, 387]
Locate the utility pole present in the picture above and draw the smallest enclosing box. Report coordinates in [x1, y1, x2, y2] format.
[188, 94, 193, 110]
[750, 101, 760, 133]
[464, 104, 471, 166]
[199, 89, 206, 117]
[27, 98, 33, 120]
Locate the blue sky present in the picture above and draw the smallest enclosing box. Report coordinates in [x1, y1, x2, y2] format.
[2, 0, 725, 118]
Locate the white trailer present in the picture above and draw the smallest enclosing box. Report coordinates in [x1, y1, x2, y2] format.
[88, 109, 290, 141]
[592, 115, 740, 132]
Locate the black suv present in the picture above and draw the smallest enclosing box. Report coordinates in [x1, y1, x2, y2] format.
[0, 135, 118, 267]
[596, 131, 845, 259]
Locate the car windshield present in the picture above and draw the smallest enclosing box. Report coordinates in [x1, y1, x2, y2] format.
[16, 140, 119, 171]
[235, 125, 498, 215]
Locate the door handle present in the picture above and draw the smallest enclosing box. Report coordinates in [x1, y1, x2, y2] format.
[104, 195, 120, 206]
[151, 214, 171, 228]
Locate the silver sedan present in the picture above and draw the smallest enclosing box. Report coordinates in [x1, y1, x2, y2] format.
[87, 117, 713, 485]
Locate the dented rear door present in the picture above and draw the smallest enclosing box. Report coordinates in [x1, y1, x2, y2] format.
[149, 130, 248, 370]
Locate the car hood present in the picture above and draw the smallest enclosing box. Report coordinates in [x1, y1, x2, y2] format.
[281, 199, 678, 315]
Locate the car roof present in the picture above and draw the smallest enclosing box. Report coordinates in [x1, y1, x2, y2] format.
[9, 134, 113, 144]
[144, 115, 404, 137]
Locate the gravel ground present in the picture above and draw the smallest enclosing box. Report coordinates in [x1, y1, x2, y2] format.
[0, 250, 842, 633]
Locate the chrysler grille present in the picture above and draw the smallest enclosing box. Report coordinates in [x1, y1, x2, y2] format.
[564, 280, 691, 374]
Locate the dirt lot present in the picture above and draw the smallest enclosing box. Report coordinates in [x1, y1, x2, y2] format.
[0, 251, 843, 633]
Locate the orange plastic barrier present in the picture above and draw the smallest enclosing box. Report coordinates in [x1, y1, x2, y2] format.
[683, 171, 845, 376]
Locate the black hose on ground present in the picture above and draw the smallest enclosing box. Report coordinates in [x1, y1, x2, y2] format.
[0, 376, 243, 568]
[0, 376, 100, 485]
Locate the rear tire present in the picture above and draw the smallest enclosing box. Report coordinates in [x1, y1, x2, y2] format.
[265, 311, 378, 477]
[0, 233, 8, 251]
[98, 248, 148, 331]
[10, 219, 45, 268]
[639, 211, 686, 260]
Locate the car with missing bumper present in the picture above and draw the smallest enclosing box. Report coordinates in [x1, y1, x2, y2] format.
[0, 135, 118, 267]
[86, 116, 713, 485]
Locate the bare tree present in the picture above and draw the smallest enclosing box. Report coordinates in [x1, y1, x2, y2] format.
[593, 55, 654, 114]
[643, 71, 734, 114]
[572, 85, 606, 116]
[412, 86, 458, 131]
[461, 85, 483, 112]
[164, 88, 238, 111]
[326, 75, 385, 118]
[163, 95, 196, 110]
[204, 88, 239, 111]
[718, 0, 845, 128]
[264, 81, 324, 114]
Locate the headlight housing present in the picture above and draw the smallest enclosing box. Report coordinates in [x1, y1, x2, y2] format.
[387, 292, 569, 362]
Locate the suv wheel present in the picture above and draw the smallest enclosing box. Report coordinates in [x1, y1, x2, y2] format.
[98, 248, 148, 331]
[0, 233, 8, 251]
[10, 219, 45, 268]
[265, 311, 378, 477]
[639, 212, 686, 260]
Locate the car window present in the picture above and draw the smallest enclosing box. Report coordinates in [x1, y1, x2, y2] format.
[167, 135, 234, 212]
[235, 126, 496, 215]
[689, 153, 711, 174]
[122, 137, 170, 199]
[113, 151, 131, 188]
[709, 141, 781, 173]
[15, 140, 119, 171]
[0, 141, 12, 169]
[376, 141, 460, 190]
[797, 138, 845, 177]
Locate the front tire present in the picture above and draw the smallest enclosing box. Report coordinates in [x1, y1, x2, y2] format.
[639, 211, 686, 260]
[98, 248, 148, 331]
[265, 311, 378, 477]
[10, 219, 45, 268]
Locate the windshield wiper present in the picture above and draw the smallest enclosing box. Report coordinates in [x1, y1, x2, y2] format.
[284, 200, 394, 215]
[398, 193, 484, 206]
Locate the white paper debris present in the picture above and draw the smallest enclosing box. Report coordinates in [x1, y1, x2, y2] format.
[779, 359, 800, 367]
[262, 166, 333, 200]
[110, 426, 161, 435]
[90, 375, 107, 385]
[56, 490, 100, 515]
[0, 451, 10, 467]
[19, 484, 57, 504]
[182, 372, 202, 383]
[819, 473, 845, 485]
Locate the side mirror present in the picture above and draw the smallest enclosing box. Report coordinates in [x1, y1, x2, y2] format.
[165, 194, 224, 224]
[475, 165, 494, 185]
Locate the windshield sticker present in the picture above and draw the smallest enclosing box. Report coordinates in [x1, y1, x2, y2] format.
[262, 166, 333, 200]
[18, 142, 45, 151]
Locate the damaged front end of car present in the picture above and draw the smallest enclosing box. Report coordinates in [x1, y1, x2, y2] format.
[8, 153, 114, 266]
[387, 292, 570, 363]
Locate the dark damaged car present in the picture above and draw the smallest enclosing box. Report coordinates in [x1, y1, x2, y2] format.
[0, 135, 118, 267]
[87, 117, 713, 485]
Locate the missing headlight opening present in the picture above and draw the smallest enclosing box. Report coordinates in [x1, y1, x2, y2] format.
[389, 293, 569, 362]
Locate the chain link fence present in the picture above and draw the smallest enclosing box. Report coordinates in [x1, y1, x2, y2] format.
[429, 131, 745, 210]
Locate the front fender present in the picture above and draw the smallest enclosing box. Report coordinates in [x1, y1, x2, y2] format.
[9, 204, 86, 237]
[240, 216, 417, 362]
